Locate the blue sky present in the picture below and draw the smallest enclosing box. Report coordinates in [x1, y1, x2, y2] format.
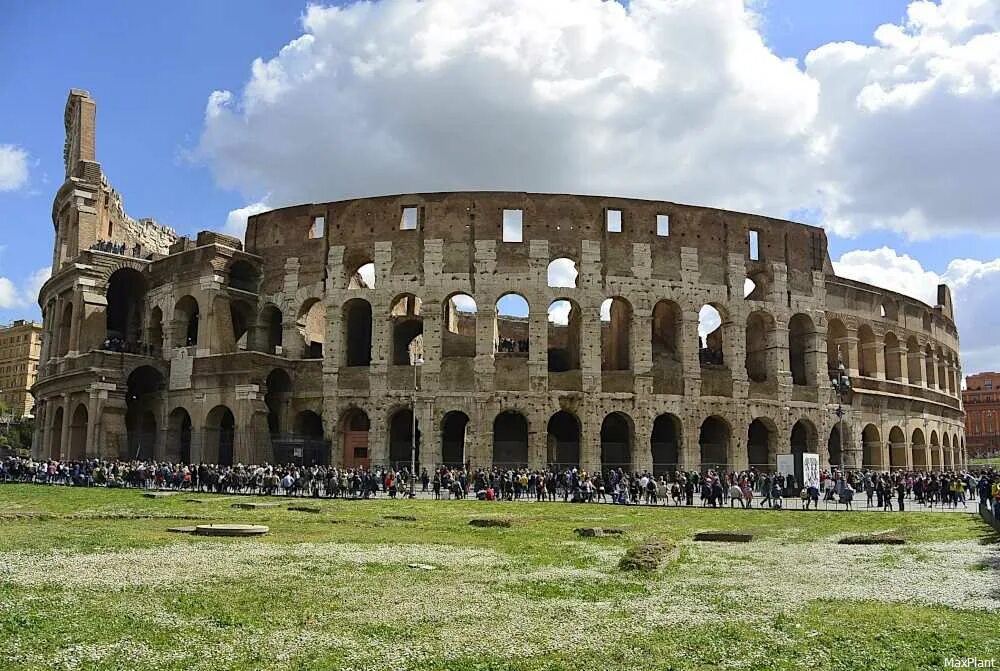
[1, 0, 998, 370]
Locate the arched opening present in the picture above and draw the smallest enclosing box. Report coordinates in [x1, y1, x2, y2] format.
[862, 424, 882, 470]
[747, 418, 776, 471]
[258, 305, 283, 355]
[936, 348, 947, 392]
[857, 325, 877, 377]
[600, 297, 632, 370]
[828, 422, 848, 468]
[125, 366, 164, 460]
[911, 428, 927, 468]
[442, 293, 477, 358]
[281, 410, 325, 465]
[547, 258, 578, 288]
[348, 261, 375, 289]
[297, 298, 325, 359]
[105, 268, 146, 350]
[343, 298, 372, 366]
[228, 260, 259, 293]
[229, 299, 255, 352]
[49, 406, 64, 459]
[547, 410, 580, 469]
[147, 307, 163, 356]
[495, 293, 529, 354]
[888, 426, 906, 470]
[651, 300, 682, 393]
[547, 299, 581, 372]
[69, 403, 88, 460]
[698, 304, 725, 366]
[925, 345, 936, 388]
[699, 416, 730, 472]
[167, 407, 192, 464]
[264, 368, 292, 435]
[907, 336, 922, 384]
[389, 407, 421, 469]
[57, 302, 73, 356]
[826, 318, 849, 372]
[651, 413, 681, 475]
[341, 408, 370, 469]
[441, 411, 470, 467]
[788, 313, 815, 386]
[745, 311, 775, 383]
[205, 406, 235, 466]
[930, 430, 941, 469]
[883, 332, 902, 381]
[391, 294, 424, 364]
[173, 296, 199, 348]
[790, 419, 816, 485]
[600, 412, 633, 471]
[943, 432, 953, 469]
[493, 410, 528, 468]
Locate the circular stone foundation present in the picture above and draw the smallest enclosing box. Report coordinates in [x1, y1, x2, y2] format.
[194, 524, 269, 537]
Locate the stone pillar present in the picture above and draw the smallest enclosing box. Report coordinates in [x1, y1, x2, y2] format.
[839, 335, 860, 377]
[580, 304, 602, 394]
[419, 398, 437, 470]
[926, 351, 938, 389]
[421, 301, 442, 391]
[681, 310, 701, 397]
[475, 305, 497, 391]
[580, 410, 601, 474]
[59, 395, 72, 460]
[633, 413, 652, 473]
[67, 293, 82, 355]
[528, 409, 547, 471]
[888, 346, 909, 384]
[528, 307, 548, 392]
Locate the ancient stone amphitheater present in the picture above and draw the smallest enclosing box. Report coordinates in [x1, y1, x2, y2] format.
[32, 90, 967, 478]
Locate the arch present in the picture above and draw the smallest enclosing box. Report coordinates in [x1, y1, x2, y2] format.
[297, 298, 325, 359]
[547, 257, 578, 288]
[229, 298, 255, 352]
[788, 313, 815, 386]
[347, 260, 375, 289]
[880, 299, 899, 321]
[651, 413, 682, 474]
[857, 324, 877, 377]
[205, 405, 236, 466]
[125, 366, 164, 460]
[173, 296, 200, 348]
[441, 411, 470, 467]
[389, 407, 421, 469]
[493, 410, 529, 468]
[228, 260, 260, 293]
[264, 368, 292, 435]
[391, 294, 424, 364]
[930, 429, 942, 469]
[790, 419, 817, 485]
[496, 293, 529, 354]
[167, 407, 193, 463]
[442, 293, 477, 358]
[343, 298, 373, 366]
[147, 306, 164, 356]
[547, 411, 581, 469]
[828, 421, 849, 468]
[747, 417, 777, 471]
[49, 405, 64, 460]
[258, 304, 283, 355]
[698, 304, 726, 366]
[925, 344, 936, 387]
[888, 425, 907, 470]
[911, 428, 927, 469]
[826, 318, 848, 372]
[883, 331, 902, 381]
[601, 297, 632, 370]
[906, 336, 922, 384]
[57, 302, 73, 356]
[651, 300, 682, 386]
[699, 416, 730, 472]
[547, 299, 581, 372]
[862, 424, 882, 469]
[936, 347, 947, 393]
[341, 408, 370, 469]
[105, 267, 146, 349]
[745, 310, 775, 383]
[69, 403, 89, 461]
[294, 410, 324, 438]
[600, 412, 633, 471]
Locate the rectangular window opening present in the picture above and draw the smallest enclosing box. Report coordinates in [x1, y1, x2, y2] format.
[400, 206, 418, 231]
[502, 208, 523, 242]
[656, 214, 669, 237]
[309, 216, 325, 239]
[748, 229, 760, 261]
[606, 209, 622, 233]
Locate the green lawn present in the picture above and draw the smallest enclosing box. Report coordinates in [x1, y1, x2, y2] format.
[1, 485, 998, 671]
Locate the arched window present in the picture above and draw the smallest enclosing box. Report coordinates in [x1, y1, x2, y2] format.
[391, 294, 423, 364]
[747, 418, 776, 471]
[547, 258, 578, 288]
[883, 332, 902, 381]
[258, 305, 283, 355]
[827, 318, 848, 372]
[857, 325, 877, 377]
[343, 299, 372, 366]
[547, 299, 580, 372]
[173, 296, 199, 348]
[547, 411, 580, 468]
[348, 261, 376, 289]
[651, 414, 681, 475]
[600, 297, 631, 370]
[228, 260, 259, 293]
[699, 416, 730, 472]
[600, 412, 633, 471]
[788, 313, 814, 386]
[493, 410, 528, 468]
[105, 268, 146, 350]
[745, 311, 774, 383]
[698, 305, 725, 366]
[495, 293, 529, 354]
[297, 298, 325, 359]
[441, 411, 470, 467]
[442, 293, 476, 358]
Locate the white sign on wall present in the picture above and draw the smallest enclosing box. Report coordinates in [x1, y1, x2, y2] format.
[802, 453, 821, 488]
[776, 454, 795, 476]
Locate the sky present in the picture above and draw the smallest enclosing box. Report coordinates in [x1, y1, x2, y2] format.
[1, 0, 999, 372]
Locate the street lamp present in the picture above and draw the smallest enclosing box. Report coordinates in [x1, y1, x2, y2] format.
[410, 354, 424, 499]
[830, 347, 852, 474]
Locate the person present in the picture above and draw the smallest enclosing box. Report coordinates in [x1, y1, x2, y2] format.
[805, 483, 820, 510]
[729, 481, 744, 508]
[841, 481, 854, 510]
[897, 478, 906, 512]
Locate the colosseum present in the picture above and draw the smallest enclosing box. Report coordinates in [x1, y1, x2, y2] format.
[31, 89, 967, 480]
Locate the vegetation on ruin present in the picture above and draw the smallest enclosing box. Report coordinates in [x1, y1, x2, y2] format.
[1, 485, 998, 671]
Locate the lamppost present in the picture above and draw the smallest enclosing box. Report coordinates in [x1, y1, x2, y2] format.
[830, 347, 852, 474]
[410, 354, 423, 499]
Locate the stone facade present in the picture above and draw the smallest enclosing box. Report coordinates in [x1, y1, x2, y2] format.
[32, 90, 967, 474]
[0, 320, 43, 417]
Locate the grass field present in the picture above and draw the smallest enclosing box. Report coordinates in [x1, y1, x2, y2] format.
[1, 485, 999, 671]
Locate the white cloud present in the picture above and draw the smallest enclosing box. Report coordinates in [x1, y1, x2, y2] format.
[0, 145, 29, 192]
[0, 266, 50, 311]
[834, 246, 1000, 374]
[223, 201, 269, 240]
[0, 277, 17, 309]
[547, 258, 578, 288]
[195, 0, 1000, 240]
[547, 299, 571, 325]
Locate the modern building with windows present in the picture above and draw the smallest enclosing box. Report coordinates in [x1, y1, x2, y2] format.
[0, 320, 43, 418]
[963, 372, 999, 458]
[32, 89, 967, 475]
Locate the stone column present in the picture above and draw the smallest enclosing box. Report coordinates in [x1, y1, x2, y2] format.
[528, 306, 548, 392]
[580, 304, 602, 394]
[681, 311, 702, 397]
[475, 305, 497, 391]
[633, 413, 652, 473]
[59, 395, 72, 460]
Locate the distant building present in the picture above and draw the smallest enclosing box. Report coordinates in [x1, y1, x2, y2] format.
[963, 372, 1000, 458]
[0, 320, 43, 417]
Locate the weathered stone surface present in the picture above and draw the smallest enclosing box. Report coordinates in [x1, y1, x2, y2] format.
[288, 506, 322, 513]
[619, 539, 677, 572]
[693, 532, 753, 543]
[385, 514, 417, 522]
[574, 527, 625, 538]
[166, 526, 197, 533]
[838, 534, 905, 545]
[143, 492, 176, 498]
[231, 503, 279, 510]
[469, 518, 512, 528]
[194, 524, 269, 537]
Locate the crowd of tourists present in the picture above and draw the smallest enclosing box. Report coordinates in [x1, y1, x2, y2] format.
[2, 455, 998, 517]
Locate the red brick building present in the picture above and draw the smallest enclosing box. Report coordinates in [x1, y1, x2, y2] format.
[963, 372, 1000, 458]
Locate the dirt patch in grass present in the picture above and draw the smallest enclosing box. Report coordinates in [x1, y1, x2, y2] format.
[575, 527, 625, 538]
[469, 518, 512, 528]
[694, 532, 753, 543]
[385, 514, 418, 522]
[838, 534, 905, 545]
